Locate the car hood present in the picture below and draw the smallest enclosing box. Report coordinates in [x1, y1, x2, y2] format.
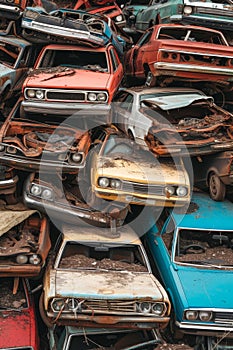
[176, 267, 233, 309]
[0, 309, 32, 347]
[24, 69, 110, 90]
[54, 270, 165, 300]
[97, 157, 188, 185]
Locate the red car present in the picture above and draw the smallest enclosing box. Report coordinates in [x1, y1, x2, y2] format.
[125, 24, 233, 89]
[22, 43, 123, 122]
[0, 277, 39, 350]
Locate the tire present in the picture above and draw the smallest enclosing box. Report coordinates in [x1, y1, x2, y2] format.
[208, 172, 226, 201]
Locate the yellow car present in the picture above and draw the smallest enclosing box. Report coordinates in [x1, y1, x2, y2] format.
[86, 125, 190, 207]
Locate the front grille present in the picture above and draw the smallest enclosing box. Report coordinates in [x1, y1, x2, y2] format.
[122, 181, 164, 195]
[47, 91, 85, 101]
[84, 299, 136, 312]
[215, 312, 233, 325]
[195, 7, 233, 18]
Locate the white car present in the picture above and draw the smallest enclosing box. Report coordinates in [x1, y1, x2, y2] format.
[40, 224, 171, 329]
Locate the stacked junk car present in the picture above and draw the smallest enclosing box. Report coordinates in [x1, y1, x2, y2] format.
[0, 0, 233, 349]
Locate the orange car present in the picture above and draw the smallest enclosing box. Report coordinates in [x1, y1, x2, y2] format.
[22, 43, 123, 122]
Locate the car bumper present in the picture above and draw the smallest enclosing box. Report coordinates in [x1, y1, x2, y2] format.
[153, 62, 233, 79]
[0, 175, 18, 194]
[176, 320, 233, 336]
[170, 14, 233, 33]
[0, 264, 42, 277]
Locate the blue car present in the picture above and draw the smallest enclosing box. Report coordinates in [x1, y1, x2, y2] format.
[144, 192, 233, 345]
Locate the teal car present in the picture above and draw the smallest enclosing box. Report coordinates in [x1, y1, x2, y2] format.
[144, 192, 233, 346]
[135, 0, 233, 43]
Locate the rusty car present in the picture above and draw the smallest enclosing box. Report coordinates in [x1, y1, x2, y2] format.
[21, 8, 125, 56]
[0, 98, 91, 173]
[21, 43, 123, 122]
[124, 24, 233, 100]
[23, 172, 129, 228]
[144, 192, 233, 344]
[0, 35, 42, 104]
[39, 224, 171, 329]
[48, 325, 162, 350]
[0, 277, 40, 350]
[135, 93, 233, 157]
[191, 151, 233, 201]
[0, 209, 51, 277]
[82, 124, 190, 208]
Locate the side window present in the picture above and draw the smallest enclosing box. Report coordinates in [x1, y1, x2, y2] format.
[110, 48, 119, 72]
[90, 128, 106, 143]
[137, 30, 153, 47]
[121, 93, 134, 112]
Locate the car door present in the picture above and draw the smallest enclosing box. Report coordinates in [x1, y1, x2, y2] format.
[108, 47, 123, 100]
[112, 91, 134, 135]
[131, 29, 153, 77]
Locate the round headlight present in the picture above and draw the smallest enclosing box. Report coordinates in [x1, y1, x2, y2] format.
[98, 177, 110, 188]
[88, 93, 97, 101]
[30, 184, 42, 196]
[110, 179, 121, 189]
[67, 299, 79, 310]
[138, 302, 151, 313]
[41, 189, 53, 200]
[152, 303, 165, 316]
[27, 89, 36, 98]
[0, 145, 5, 152]
[52, 299, 65, 311]
[165, 186, 175, 196]
[199, 311, 212, 322]
[29, 254, 41, 265]
[176, 186, 188, 197]
[71, 153, 83, 163]
[115, 15, 123, 22]
[16, 254, 28, 264]
[185, 310, 198, 320]
[184, 6, 192, 14]
[97, 93, 107, 102]
[35, 90, 45, 99]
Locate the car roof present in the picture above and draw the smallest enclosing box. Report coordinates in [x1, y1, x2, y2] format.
[121, 87, 206, 96]
[171, 192, 233, 231]
[43, 43, 110, 52]
[62, 224, 142, 245]
[0, 35, 31, 47]
[154, 23, 223, 35]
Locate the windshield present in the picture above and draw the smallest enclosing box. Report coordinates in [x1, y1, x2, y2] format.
[38, 49, 109, 72]
[174, 229, 233, 269]
[0, 42, 21, 68]
[58, 242, 148, 272]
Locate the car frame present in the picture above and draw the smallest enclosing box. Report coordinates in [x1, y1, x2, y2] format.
[40, 224, 171, 329]
[144, 192, 233, 340]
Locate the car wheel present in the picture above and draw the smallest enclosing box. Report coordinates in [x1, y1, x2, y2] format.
[39, 292, 54, 329]
[208, 172, 226, 201]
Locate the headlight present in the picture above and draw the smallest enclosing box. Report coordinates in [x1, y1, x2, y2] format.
[176, 186, 188, 197]
[30, 184, 42, 196]
[137, 302, 151, 313]
[29, 254, 41, 265]
[183, 6, 192, 14]
[26, 89, 35, 98]
[199, 311, 213, 322]
[110, 179, 121, 189]
[185, 310, 198, 320]
[16, 254, 28, 264]
[41, 189, 53, 200]
[35, 90, 45, 99]
[98, 177, 109, 188]
[88, 92, 97, 101]
[115, 15, 123, 22]
[67, 299, 79, 310]
[165, 186, 175, 196]
[52, 299, 65, 311]
[71, 153, 83, 163]
[7, 0, 14, 3]
[97, 93, 107, 102]
[0, 145, 5, 152]
[152, 303, 165, 316]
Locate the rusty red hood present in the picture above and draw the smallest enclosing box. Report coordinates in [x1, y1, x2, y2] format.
[157, 40, 233, 57]
[24, 68, 111, 90]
